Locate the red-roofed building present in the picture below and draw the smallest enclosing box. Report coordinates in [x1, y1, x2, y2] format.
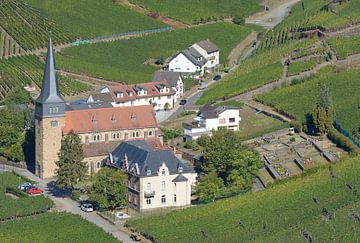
[87, 81, 178, 111]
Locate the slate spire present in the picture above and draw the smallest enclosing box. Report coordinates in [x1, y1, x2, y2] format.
[36, 32, 64, 105]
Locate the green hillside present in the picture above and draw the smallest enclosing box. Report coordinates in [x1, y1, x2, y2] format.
[128, 155, 360, 242]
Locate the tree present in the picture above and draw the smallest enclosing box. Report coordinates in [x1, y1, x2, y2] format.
[55, 131, 87, 190]
[232, 16, 245, 25]
[164, 102, 170, 111]
[312, 83, 334, 134]
[201, 129, 263, 192]
[196, 172, 224, 203]
[88, 167, 128, 210]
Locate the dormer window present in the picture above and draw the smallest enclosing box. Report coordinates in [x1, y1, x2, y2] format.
[146, 169, 151, 176]
[128, 91, 133, 96]
[178, 166, 183, 173]
[111, 114, 117, 123]
[162, 169, 166, 176]
[91, 116, 97, 125]
[116, 92, 123, 98]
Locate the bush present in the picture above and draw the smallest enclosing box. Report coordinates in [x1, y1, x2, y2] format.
[232, 16, 245, 25]
[327, 127, 359, 154]
[70, 189, 81, 201]
[5, 187, 28, 198]
[290, 120, 302, 133]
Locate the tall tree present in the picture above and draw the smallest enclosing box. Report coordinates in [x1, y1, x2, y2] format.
[88, 167, 128, 210]
[196, 172, 225, 203]
[312, 83, 335, 134]
[55, 131, 86, 190]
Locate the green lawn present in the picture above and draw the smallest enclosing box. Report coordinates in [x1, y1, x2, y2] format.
[256, 66, 360, 134]
[288, 59, 318, 76]
[129, 0, 262, 24]
[127, 155, 360, 242]
[25, 0, 166, 39]
[0, 172, 53, 220]
[327, 36, 360, 60]
[0, 212, 117, 242]
[56, 23, 260, 83]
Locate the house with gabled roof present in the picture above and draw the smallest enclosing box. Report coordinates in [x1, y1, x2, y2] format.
[168, 40, 220, 75]
[152, 70, 184, 99]
[107, 139, 197, 211]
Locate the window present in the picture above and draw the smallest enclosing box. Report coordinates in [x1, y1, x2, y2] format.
[146, 182, 151, 191]
[219, 118, 226, 124]
[97, 162, 101, 168]
[229, 118, 236, 123]
[161, 195, 166, 204]
[161, 169, 166, 176]
[149, 131, 153, 136]
[178, 166, 183, 173]
[146, 169, 151, 176]
[174, 194, 177, 203]
[161, 181, 166, 191]
[50, 120, 58, 127]
[146, 198, 151, 205]
[167, 96, 171, 99]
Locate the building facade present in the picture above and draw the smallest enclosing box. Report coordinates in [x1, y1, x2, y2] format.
[183, 104, 241, 141]
[152, 71, 184, 99]
[108, 139, 197, 211]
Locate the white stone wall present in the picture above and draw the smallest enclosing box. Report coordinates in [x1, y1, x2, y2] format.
[169, 53, 199, 73]
[111, 94, 176, 111]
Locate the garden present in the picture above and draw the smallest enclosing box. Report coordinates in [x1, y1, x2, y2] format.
[56, 23, 260, 83]
[127, 155, 360, 242]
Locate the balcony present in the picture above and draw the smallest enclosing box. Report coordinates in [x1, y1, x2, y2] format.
[144, 190, 155, 198]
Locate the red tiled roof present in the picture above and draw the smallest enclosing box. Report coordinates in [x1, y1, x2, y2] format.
[107, 81, 175, 103]
[63, 105, 158, 134]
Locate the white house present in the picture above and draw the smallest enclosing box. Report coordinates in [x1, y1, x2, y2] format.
[183, 104, 241, 141]
[153, 71, 184, 99]
[87, 81, 177, 111]
[168, 40, 220, 75]
[107, 139, 197, 211]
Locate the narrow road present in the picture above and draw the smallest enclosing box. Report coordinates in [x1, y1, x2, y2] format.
[1, 165, 133, 243]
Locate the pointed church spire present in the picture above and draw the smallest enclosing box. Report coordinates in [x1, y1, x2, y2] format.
[36, 32, 64, 104]
[35, 32, 65, 118]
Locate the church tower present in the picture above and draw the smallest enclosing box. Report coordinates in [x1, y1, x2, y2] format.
[35, 34, 66, 179]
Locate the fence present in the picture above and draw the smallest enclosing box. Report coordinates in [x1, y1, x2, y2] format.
[72, 27, 175, 46]
[333, 120, 360, 148]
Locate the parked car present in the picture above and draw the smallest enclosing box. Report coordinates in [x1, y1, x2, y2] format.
[179, 99, 187, 105]
[81, 203, 94, 213]
[18, 182, 32, 191]
[213, 74, 221, 81]
[130, 233, 141, 242]
[26, 187, 44, 195]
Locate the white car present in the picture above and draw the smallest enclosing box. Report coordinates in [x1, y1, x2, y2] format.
[81, 203, 94, 213]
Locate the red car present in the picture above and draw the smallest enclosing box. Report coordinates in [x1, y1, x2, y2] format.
[26, 187, 44, 195]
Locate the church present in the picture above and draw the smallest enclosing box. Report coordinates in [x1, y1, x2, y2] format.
[34, 36, 163, 179]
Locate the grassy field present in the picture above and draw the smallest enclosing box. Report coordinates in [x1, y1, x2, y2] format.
[127, 155, 360, 242]
[129, 0, 262, 24]
[56, 23, 261, 83]
[0, 172, 53, 220]
[25, 0, 166, 39]
[256, 66, 360, 134]
[288, 59, 318, 76]
[197, 39, 317, 104]
[327, 36, 360, 60]
[0, 212, 117, 242]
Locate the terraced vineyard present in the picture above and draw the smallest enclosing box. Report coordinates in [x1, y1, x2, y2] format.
[287, 59, 318, 76]
[0, 172, 53, 220]
[0, 0, 75, 54]
[25, 0, 166, 39]
[197, 38, 317, 104]
[127, 155, 360, 242]
[327, 36, 360, 60]
[129, 0, 262, 24]
[56, 23, 260, 83]
[0, 55, 91, 101]
[256, 66, 360, 135]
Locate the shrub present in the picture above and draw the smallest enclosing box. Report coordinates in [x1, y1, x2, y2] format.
[70, 189, 81, 201]
[327, 127, 359, 154]
[232, 16, 245, 25]
[290, 120, 302, 133]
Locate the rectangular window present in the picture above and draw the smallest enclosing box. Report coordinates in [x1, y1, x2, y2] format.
[219, 118, 226, 124]
[146, 182, 151, 191]
[161, 195, 166, 204]
[174, 194, 177, 203]
[146, 198, 151, 205]
[161, 181, 166, 191]
[229, 118, 236, 123]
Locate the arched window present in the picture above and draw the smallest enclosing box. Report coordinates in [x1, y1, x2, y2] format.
[146, 183, 151, 191]
[149, 131, 153, 136]
[161, 195, 166, 204]
[161, 181, 166, 191]
[117, 133, 120, 139]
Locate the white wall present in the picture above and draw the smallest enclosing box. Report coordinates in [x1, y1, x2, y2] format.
[110, 94, 176, 111]
[217, 109, 240, 131]
[169, 53, 199, 73]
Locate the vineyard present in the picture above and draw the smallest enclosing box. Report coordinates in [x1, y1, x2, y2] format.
[0, 0, 75, 56]
[128, 155, 360, 242]
[0, 212, 118, 242]
[56, 23, 260, 83]
[327, 36, 360, 60]
[25, 0, 166, 39]
[0, 55, 91, 102]
[129, 0, 262, 25]
[287, 59, 318, 76]
[256, 66, 360, 136]
[197, 38, 317, 105]
[0, 172, 53, 220]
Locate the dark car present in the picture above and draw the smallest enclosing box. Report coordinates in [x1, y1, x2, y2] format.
[179, 99, 187, 105]
[213, 74, 221, 81]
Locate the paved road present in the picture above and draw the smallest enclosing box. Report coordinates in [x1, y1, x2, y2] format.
[1, 165, 132, 243]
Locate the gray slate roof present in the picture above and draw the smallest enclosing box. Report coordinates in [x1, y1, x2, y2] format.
[111, 140, 194, 177]
[89, 93, 114, 103]
[199, 104, 239, 119]
[66, 102, 113, 111]
[172, 174, 189, 182]
[152, 71, 181, 87]
[195, 40, 220, 54]
[36, 34, 64, 105]
[181, 48, 207, 67]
